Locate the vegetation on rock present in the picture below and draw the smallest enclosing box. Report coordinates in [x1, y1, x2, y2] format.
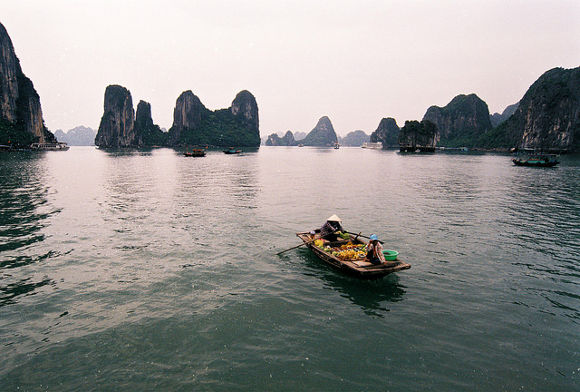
[423, 94, 492, 148]
[168, 90, 260, 147]
[341, 130, 369, 147]
[478, 67, 579, 151]
[298, 116, 338, 146]
[398, 120, 437, 150]
[266, 131, 295, 146]
[370, 118, 399, 148]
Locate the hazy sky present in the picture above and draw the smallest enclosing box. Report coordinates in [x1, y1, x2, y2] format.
[2, 0, 579, 136]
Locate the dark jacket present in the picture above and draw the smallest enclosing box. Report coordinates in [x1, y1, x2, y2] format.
[320, 221, 343, 240]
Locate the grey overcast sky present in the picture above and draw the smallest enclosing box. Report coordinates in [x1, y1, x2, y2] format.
[2, 0, 579, 136]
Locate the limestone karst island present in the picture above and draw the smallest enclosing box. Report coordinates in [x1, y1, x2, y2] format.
[1, 3, 579, 391]
[1, 17, 578, 152]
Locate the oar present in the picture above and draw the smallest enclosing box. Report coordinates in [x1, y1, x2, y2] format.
[276, 239, 315, 255]
[346, 231, 384, 244]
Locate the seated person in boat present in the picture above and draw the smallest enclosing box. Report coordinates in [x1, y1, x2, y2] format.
[319, 215, 345, 241]
[366, 234, 386, 265]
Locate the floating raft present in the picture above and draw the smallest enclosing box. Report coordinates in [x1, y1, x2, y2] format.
[296, 231, 411, 279]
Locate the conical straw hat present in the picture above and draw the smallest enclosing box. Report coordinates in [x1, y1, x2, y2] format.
[327, 214, 342, 223]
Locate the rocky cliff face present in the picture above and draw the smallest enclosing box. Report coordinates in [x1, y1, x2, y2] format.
[134, 100, 166, 146]
[370, 118, 400, 147]
[490, 102, 519, 127]
[168, 89, 260, 147]
[0, 22, 54, 146]
[231, 90, 259, 131]
[95, 85, 135, 148]
[0, 23, 19, 124]
[423, 94, 492, 147]
[266, 130, 295, 146]
[168, 90, 208, 144]
[498, 67, 580, 151]
[300, 116, 338, 146]
[135, 100, 154, 131]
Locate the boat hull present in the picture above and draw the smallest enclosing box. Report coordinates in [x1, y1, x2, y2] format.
[512, 159, 558, 167]
[184, 150, 205, 157]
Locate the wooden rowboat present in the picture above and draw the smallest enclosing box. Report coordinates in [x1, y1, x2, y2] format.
[296, 231, 411, 279]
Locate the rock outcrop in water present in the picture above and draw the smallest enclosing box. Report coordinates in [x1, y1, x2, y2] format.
[134, 100, 165, 146]
[422, 94, 492, 147]
[340, 130, 369, 147]
[483, 67, 580, 151]
[54, 126, 96, 146]
[231, 90, 259, 131]
[398, 120, 437, 152]
[266, 131, 295, 146]
[370, 118, 400, 148]
[298, 116, 338, 146]
[0, 22, 55, 146]
[94, 86, 260, 148]
[168, 90, 207, 145]
[168, 89, 260, 147]
[95, 85, 136, 148]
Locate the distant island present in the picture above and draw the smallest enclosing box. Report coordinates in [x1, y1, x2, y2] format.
[1, 19, 578, 152]
[370, 67, 579, 152]
[266, 128, 371, 147]
[54, 126, 96, 146]
[264, 67, 579, 153]
[95, 86, 260, 148]
[265, 116, 339, 147]
[340, 130, 369, 147]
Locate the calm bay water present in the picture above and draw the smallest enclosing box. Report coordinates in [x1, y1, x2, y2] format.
[0, 146, 578, 391]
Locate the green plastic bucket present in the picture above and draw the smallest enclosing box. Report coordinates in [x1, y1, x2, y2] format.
[382, 250, 399, 261]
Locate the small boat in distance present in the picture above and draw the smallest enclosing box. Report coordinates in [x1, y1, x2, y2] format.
[334, 142, 340, 149]
[184, 148, 206, 157]
[361, 142, 382, 149]
[296, 231, 411, 279]
[30, 142, 69, 151]
[223, 147, 242, 154]
[513, 154, 559, 167]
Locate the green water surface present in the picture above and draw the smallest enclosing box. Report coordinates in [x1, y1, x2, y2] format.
[0, 147, 578, 391]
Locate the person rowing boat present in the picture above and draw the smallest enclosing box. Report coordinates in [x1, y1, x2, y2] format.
[319, 214, 345, 241]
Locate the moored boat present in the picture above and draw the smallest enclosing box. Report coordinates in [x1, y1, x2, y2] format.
[30, 142, 69, 151]
[296, 231, 411, 279]
[184, 148, 206, 157]
[361, 142, 382, 149]
[223, 147, 242, 154]
[512, 154, 559, 167]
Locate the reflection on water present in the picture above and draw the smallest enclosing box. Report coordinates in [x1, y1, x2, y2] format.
[298, 249, 406, 317]
[0, 153, 57, 306]
[0, 148, 578, 391]
[0, 277, 54, 306]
